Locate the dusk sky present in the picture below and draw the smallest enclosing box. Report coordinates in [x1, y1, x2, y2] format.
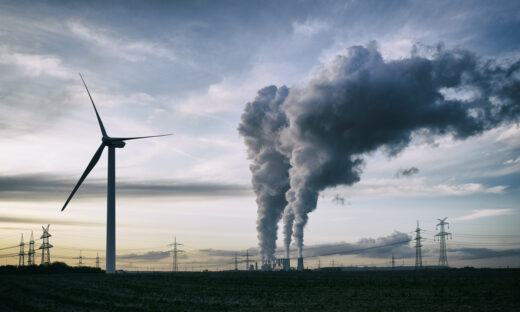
[1, 0, 519, 270]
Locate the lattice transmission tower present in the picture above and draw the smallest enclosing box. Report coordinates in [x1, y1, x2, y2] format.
[169, 236, 183, 272]
[435, 218, 452, 267]
[245, 249, 250, 270]
[96, 253, 100, 268]
[18, 234, 25, 267]
[414, 221, 424, 269]
[28, 231, 35, 265]
[39, 224, 53, 265]
[78, 250, 83, 267]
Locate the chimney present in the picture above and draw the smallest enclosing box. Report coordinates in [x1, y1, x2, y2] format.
[297, 257, 304, 271]
[283, 258, 291, 271]
[261, 259, 272, 271]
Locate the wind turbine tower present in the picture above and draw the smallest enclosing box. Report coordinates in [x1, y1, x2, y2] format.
[60, 74, 171, 274]
[435, 218, 452, 267]
[39, 224, 52, 265]
[414, 221, 424, 270]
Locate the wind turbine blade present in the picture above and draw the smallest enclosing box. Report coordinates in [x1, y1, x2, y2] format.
[61, 143, 105, 211]
[79, 73, 108, 137]
[112, 133, 173, 141]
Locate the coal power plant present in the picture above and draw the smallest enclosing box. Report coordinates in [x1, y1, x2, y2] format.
[239, 43, 520, 265]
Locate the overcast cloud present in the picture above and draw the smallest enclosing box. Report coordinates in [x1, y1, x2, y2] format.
[0, 0, 518, 268]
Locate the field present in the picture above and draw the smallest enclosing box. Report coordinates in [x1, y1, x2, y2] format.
[1, 268, 519, 311]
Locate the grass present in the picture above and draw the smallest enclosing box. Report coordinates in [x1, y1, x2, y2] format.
[1, 268, 519, 311]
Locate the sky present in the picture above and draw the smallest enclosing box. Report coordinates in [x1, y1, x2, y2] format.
[0, 0, 519, 270]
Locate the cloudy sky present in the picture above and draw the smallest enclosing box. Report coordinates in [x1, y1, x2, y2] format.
[0, 0, 519, 270]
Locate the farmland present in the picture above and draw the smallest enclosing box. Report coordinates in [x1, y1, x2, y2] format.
[1, 267, 519, 311]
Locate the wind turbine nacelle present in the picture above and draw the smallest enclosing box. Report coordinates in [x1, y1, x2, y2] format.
[107, 140, 126, 148]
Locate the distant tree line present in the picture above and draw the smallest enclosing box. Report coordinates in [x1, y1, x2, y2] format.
[0, 262, 104, 274]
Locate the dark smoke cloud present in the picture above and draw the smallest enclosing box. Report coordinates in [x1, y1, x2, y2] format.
[198, 248, 260, 258]
[396, 167, 420, 177]
[198, 232, 413, 259]
[0, 173, 252, 201]
[238, 86, 291, 262]
[449, 248, 520, 260]
[118, 251, 171, 261]
[240, 42, 520, 258]
[0, 215, 103, 227]
[302, 231, 413, 258]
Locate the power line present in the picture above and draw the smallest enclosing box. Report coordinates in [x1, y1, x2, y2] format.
[0, 244, 22, 251]
[422, 230, 520, 237]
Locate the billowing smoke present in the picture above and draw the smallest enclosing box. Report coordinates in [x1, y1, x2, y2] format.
[238, 86, 291, 262]
[240, 42, 520, 259]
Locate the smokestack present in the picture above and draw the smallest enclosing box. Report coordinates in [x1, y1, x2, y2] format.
[297, 257, 304, 271]
[261, 259, 273, 271]
[283, 258, 290, 271]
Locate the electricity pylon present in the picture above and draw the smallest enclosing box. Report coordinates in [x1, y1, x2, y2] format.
[169, 236, 183, 272]
[245, 249, 250, 270]
[18, 234, 25, 267]
[391, 253, 395, 270]
[435, 218, 452, 267]
[96, 252, 100, 268]
[234, 253, 238, 271]
[414, 221, 424, 270]
[39, 224, 53, 265]
[27, 231, 35, 265]
[78, 250, 83, 266]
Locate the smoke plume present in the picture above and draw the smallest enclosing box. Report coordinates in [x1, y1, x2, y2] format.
[240, 42, 520, 259]
[238, 86, 291, 262]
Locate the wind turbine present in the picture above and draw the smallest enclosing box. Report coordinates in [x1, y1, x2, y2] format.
[61, 73, 171, 273]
